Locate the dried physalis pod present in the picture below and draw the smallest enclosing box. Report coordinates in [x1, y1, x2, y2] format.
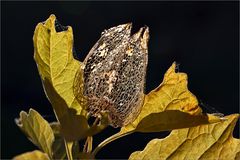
[74, 23, 149, 127]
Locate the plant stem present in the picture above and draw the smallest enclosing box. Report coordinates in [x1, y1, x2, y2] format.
[87, 136, 93, 153]
[92, 117, 100, 126]
[83, 118, 99, 153]
[92, 131, 133, 156]
[83, 136, 90, 152]
[83, 136, 93, 153]
[64, 139, 73, 160]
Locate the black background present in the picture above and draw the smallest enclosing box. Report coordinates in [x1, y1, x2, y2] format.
[1, 1, 239, 159]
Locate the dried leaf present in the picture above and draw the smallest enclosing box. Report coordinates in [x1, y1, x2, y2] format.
[33, 14, 85, 115]
[15, 109, 54, 158]
[13, 150, 50, 160]
[129, 114, 240, 160]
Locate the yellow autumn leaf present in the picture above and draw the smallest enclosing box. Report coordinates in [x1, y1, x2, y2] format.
[13, 150, 50, 160]
[33, 14, 85, 115]
[129, 114, 240, 160]
[92, 63, 222, 156]
[132, 110, 222, 133]
[32, 15, 107, 141]
[43, 79, 107, 141]
[120, 62, 222, 133]
[15, 109, 54, 158]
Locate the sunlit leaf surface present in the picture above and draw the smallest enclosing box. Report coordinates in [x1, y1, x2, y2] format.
[13, 150, 50, 160]
[129, 114, 240, 160]
[33, 14, 85, 115]
[15, 109, 54, 158]
[121, 62, 220, 133]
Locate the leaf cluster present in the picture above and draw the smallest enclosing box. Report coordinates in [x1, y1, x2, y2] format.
[13, 15, 239, 160]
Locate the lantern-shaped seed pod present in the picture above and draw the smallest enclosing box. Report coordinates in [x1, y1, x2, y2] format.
[75, 23, 149, 127]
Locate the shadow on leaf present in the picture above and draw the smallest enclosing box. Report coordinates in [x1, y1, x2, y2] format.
[43, 79, 107, 141]
[135, 110, 222, 132]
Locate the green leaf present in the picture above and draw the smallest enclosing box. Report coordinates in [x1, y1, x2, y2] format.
[33, 14, 85, 115]
[15, 109, 54, 158]
[129, 114, 240, 160]
[13, 150, 50, 160]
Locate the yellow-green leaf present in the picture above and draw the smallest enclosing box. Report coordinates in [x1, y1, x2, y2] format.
[15, 109, 54, 158]
[129, 114, 240, 160]
[44, 79, 107, 141]
[32, 14, 106, 141]
[33, 14, 84, 115]
[50, 122, 61, 136]
[121, 62, 219, 133]
[13, 150, 50, 160]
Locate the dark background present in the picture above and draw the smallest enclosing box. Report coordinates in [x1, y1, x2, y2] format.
[1, 1, 239, 159]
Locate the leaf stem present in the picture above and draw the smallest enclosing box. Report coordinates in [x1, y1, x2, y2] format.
[83, 118, 99, 153]
[87, 136, 93, 153]
[83, 136, 90, 152]
[64, 139, 73, 160]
